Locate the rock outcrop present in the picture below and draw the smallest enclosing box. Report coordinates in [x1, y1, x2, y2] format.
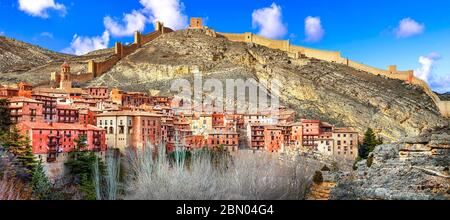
[331, 126, 450, 200]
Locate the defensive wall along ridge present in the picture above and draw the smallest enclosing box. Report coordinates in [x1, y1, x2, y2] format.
[66, 20, 448, 118]
[86, 22, 174, 79]
[216, 32, 449, 118]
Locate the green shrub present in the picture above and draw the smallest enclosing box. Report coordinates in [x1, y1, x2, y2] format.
[353, 157, 362, 170]
[320, 165, 331, 171]
[366, 154, 374, 168]
[312, 171, 323, 184]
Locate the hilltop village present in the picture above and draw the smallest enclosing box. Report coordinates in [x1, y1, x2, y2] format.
[1, 58, 359, 177]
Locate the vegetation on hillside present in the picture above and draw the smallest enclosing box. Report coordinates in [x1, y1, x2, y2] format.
[99, 143, 317, 200]
[353, 128, 383, 170]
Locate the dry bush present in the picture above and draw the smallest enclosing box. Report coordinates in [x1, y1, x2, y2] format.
[122, 144, 317, 200]
[0, 152, 32, 200]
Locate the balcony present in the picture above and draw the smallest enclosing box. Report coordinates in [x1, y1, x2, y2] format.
[47, 155, 57, 163]
[47, 135, 61, 163]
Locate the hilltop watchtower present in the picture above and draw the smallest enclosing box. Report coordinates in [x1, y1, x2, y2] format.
[189, 18, 203, 29]
[60, 62, 72, 89]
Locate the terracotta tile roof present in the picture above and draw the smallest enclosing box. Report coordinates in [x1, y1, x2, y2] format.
[97, 111, 162, 117]
[301, 119, 321, 123]
[7, 96, 43, 104]
[18, 121, 104, 131]
[33, 87, 86, 95]
[57, 104, 78, 110]
[265, 126, 282, 130]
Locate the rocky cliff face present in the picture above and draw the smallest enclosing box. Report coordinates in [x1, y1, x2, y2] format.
[86, 29, 448, 140]
[331, 126, 450, 200]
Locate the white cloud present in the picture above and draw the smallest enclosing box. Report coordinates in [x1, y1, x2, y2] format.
[395, 18, 424, 38]
[252, 3, 287, 39]
[304, 16, 324, 42]
[0, 31, 4, 36]
[104, 10, 148, 37]
[40, 32, 53, 38]
[62, 31, 110, 56]
[415, 52, 449, 93]
[18, 0, 66, 18]
[139, 0, 188, 30]
[102, 0, 188, 37]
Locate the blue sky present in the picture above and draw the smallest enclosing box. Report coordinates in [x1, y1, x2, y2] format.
[0, 0, 448, 93]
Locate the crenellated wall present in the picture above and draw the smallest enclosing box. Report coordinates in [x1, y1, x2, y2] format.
[217, 31, 450, 118]
[122, 43, 139, 57]
[141, 31, 162, 45]
[290, 45, 343, 63]
[86, 21, 173, 79]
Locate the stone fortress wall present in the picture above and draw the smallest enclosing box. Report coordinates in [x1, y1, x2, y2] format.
[86, 22, 173, 79]
[216, 31, 449, 118]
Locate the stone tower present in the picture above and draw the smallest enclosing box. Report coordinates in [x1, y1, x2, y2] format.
[189, 18, 203, 29]
[60, 62, 72, 90]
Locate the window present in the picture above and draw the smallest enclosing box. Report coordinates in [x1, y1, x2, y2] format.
[337, 140, 341, 145]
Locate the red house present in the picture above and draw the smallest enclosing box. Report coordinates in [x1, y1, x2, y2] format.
[17, 122, 106, 163]
[56, 104, 79, 123]
[84, 86, 109, 99]
[7, 96, 44, 123]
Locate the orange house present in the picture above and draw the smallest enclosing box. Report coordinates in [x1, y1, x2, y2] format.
[207, 127, 239, 152]
[0, 86, 19, 98]
[17, 82, 33, 98]
[264, 126, 284, 152]
[212, 113, 225, 127]
[247, 124, 265, 150]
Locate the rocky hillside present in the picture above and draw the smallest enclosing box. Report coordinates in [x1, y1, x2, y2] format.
[331, 126, 449, 200]
[0, 36, 72, 73]
[86, 29, 448, 140]
[0, 36, 114, 86]
[437, 92, 450, 101]
[0, 30, 448, 140]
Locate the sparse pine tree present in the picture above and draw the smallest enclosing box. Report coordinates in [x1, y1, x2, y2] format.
[66, 135, 104, 200]
[313, 171, 323, 184]
[358, 128, 382, 159]
[3, 126, 37, 177]
[0, 99, 11, 133]
[31, 159, 52, 200]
